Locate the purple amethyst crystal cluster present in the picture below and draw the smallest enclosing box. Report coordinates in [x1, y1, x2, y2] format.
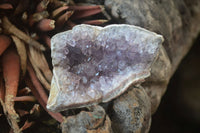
[47, 24, 163, 112]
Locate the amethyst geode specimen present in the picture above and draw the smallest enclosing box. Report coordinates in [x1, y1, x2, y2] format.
[47, 24, 164, 112]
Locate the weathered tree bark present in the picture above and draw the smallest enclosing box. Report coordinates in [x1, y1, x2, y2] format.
[61, 0, 200, 132]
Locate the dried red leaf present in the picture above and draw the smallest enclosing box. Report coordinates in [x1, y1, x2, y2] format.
[68, 5, 101, 10]
[42, 35, 51, 48]
[0, 35, 11, 55]
[66, 20, 76, 29]
[13, 96, 36, 102]
[27, 64, 64, 123]
[2, 48, 20, 132]
[29, 11, 49, 26]
[56, 11, 73, 27]
[83, 19, 108, 25]
[16, 109, 29, 117]
[0, 3, 13, 10]
[37, 19, 55, 31]
[71, 6, 103, 20]
[0, 73, 5, 103]
[20, 120, 34, 131]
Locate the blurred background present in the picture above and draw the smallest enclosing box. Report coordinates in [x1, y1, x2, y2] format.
[150, 34, 200, 133]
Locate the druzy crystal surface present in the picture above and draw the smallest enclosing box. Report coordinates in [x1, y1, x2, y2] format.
[47, 24, 164, 112]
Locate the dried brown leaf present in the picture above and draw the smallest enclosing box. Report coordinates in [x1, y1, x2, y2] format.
[29, 46, 52, 83]
[28, 50, 51, 90]
[11, 35, 27, 77]
[56, 11, 74, 27]
[52, 6, 69, 18]
[2, 17, 45, 51]
[49, 0, 67, 7]
[30, 104, 40, 116]
[29, 11, 49, 26]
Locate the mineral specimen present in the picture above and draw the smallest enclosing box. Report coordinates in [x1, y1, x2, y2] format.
[47, 24, 163, 112]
